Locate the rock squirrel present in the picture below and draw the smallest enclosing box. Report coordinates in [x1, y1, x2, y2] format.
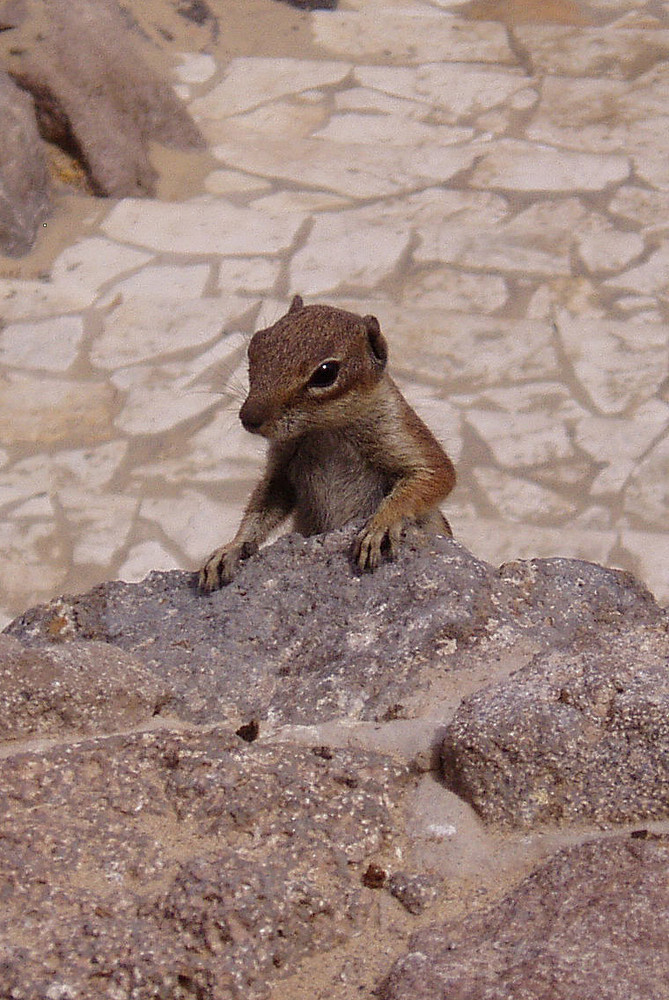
[199, 296, 456, 591]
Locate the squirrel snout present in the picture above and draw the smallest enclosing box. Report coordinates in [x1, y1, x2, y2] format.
[239, 398, 269, 434]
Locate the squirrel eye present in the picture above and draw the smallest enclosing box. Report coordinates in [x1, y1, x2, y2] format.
[307, 360, 340, 389]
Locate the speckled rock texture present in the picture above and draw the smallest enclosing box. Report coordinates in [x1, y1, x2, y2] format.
[381, 834, 669, 1000]
[0, 633, 168, 741]
[2, 527, 669, 999]
[0, 727, 406, 999]
[7, 524, 664, 734]
[442, 623, 669, 829]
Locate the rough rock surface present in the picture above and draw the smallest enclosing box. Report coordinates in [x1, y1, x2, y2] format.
[0, 633, 169, 741]
[442, 623, 669, 828]
[0, 726, 406, 999]
[382, 834, 669, 1000]
[7, 524, 664, 733]
[0, 69, 49, 256]
[2, 527, 669, 999]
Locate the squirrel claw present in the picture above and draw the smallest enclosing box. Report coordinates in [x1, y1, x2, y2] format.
[354, 518, 402, 572]
[199, 543, 249, 592]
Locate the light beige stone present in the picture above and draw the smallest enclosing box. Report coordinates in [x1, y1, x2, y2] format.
[616, 295, 659, 313]
[556, 311, 668, 414]
[619, 529, 669, 604]
[455, 515, 617, 577]
[0, 278, 89, 321]
[93, 295, 247, 370]
[0, 520, 67, 607]
[515, 25, 669, 79]
[402, 269, 508, 314]
[250, 191, 352, 214]
[605, 242, 669, 298]
[473, 467, 577, 523]
[101, 198, 305, 256]
[216, 258, 281, 294]
[289, 211, 410, 295]
[118, 541, 181, 582]
[0, 315, 84, 371]
[575, 223, 644, 273]
[384, 309, 559, 387]
[0, 443, 129, 509]
[334, 87, 426, 118]
[479, 383, 587, 422]
[416, 198, 591, 276]
[623, 435, 669, 530]
[175, 52, 216, 85]
[100, 263, 210, 303]
[55, 442, 129, 490]
[111, 363, 220, 435]
[130, 405, 260, 485]
[140, 490, 243, 562]
[313, 11, 514, 65]
[465, 409, 574, 467]
[381, 188, 509, 229]
[109, 333, 248, 438]
[313, 113, 473, 146]
[59, 490, 139, 566]
[222, 101, 328, 141]
[609, 186, 669, 233]
[528, 72, 669, 192]
[355, 63, 527, 122]
[50, 237, 153, 302]
[204, 169, 272, 196]
[577, 401, 669, 494]
[528, 76, 634, 154]
[190, 57, 350, 119]
[470, 139, 629, 192]
[213, 128, 478, 198]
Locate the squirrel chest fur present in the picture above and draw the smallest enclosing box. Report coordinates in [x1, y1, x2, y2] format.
[199, 296, 456, 592]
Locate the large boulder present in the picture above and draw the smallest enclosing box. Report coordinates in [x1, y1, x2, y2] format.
[7, 524, 664, 735]
[0, 726, 407, 998]
[0, 0, 204, 254]
[381, 834, 669, 1000]
[5, 0, 203, 199]
[442, 622, 669, 828]
[2, 527, 668, 998]
[0, 633, 168, 741]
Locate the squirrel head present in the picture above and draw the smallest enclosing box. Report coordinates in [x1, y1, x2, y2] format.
[240, 295, 389, 440]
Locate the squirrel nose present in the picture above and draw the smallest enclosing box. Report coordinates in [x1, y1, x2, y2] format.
[239, 398, 268, 434]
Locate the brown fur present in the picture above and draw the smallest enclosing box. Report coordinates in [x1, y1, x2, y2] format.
[199, 297, 456, 591]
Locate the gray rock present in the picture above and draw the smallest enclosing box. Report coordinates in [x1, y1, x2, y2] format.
[441, 622, 669, 828]
[0, 633, 170, 741]
[4, 0, 203, 200]
[387, 871, 441, 915]
[2, 529, 669, 997]
[7, 524, 664, 734]
[0, 68, 48, 257]
[0, 726, 408, 999]
[5, 526, 502, 726]
[381, 834, 669, 1000]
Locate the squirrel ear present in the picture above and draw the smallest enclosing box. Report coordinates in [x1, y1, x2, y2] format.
[364, 315, 387, 368]
[288, 294, 304, 314]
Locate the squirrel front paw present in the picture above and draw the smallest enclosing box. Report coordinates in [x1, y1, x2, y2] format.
[354, 516, 403, 572]
[198, 541, 256, 592]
